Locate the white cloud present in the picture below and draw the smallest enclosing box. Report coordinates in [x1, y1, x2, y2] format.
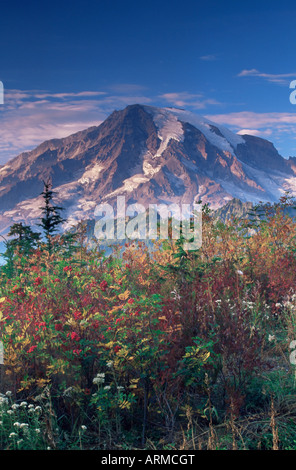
[160, 91, 221, 109]
[237, 128, 273, 137]
[33, 91, 107, 99]
[206, 111, 296, 128]
[200, 54, 217, 61]
[238, 69, 296, 85]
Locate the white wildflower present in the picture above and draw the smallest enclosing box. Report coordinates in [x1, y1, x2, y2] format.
[171, 289, 181, 301]
[93, 377, 104, 384]
[93, 372, 105, 384]
[0, 397, 8, 407]
[63, 387, 74, 397]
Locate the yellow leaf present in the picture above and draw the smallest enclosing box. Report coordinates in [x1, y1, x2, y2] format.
[5, 325, 13, 336]
[118, 290, 130, 301]
[36, 378, 50, 387]
[108, 305, 122, 314]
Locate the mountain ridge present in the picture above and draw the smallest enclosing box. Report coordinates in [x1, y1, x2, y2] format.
[0, 104, 295, 234]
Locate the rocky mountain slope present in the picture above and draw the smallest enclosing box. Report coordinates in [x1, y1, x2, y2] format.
[0, 104, 295, 234]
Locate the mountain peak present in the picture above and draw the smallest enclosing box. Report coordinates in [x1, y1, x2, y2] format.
[0, 104, 294, 234]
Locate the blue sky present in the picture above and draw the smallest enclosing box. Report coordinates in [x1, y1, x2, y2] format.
[1, 0, 296, 163]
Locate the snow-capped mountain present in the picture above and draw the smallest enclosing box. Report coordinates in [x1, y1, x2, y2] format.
[0, 103, 295, 234]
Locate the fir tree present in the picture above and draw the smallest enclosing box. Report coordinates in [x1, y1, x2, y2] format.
[8, 222, 40, 253]
[1, 223, 40, 277]
[38, 180, 65, 251]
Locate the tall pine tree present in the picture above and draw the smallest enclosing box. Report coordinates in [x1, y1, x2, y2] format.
[38, 180, 65, 251]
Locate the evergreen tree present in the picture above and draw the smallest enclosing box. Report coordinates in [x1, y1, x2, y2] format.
[8, 222, 40, 253]
[1, 237, 15, 278]
[38, 180, 65, 251]
[1, 223, 40, 277]
[57, 221, 88, 262]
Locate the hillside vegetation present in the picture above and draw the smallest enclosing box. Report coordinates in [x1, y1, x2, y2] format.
[0, 194, 296, 450]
